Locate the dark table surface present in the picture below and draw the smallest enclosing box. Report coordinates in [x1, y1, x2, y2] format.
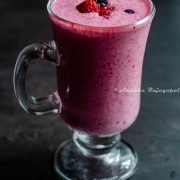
[0, 0, 180, 179]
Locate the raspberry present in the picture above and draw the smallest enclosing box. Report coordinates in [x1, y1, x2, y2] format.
[76, 0, 99, 13]
[99, 4, 114, 18]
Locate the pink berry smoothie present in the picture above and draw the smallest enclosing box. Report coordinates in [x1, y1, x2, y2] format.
[48, 0, 155, 134]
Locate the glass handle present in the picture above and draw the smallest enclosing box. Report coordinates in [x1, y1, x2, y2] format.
[13, 41, 60, 115]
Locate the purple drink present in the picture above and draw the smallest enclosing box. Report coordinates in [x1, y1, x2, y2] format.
[50, 0, 153, 134]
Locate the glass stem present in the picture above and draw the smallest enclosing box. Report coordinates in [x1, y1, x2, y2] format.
[55, 131, 137, 179]
[73, 131, 121, 157]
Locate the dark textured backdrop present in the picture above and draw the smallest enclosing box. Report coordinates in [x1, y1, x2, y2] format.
[0, 0, 180, 179]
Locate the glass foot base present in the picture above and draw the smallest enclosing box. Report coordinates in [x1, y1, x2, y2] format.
[54, 134, 138, 180]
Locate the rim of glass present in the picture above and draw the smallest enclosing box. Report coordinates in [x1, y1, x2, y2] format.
[47, 0, 156, 31]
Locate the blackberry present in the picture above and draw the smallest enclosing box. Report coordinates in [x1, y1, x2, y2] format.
[124, 9, 135, 14]
[95, 0, 108, 7]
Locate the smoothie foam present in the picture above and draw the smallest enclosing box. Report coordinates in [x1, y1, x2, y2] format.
[52, 0, 150, 27]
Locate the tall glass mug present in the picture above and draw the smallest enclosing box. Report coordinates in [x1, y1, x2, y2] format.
[13, 0, 155, 179]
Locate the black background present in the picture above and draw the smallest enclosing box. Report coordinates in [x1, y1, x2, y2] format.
[0, 0, 180, 179]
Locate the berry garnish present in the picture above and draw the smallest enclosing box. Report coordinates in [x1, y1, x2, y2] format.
[124, 9, 135, 14]
[76, 0, 99, 13]
[95, 0, 108, 7]
[99, 5, 114, 18]
[76, 0, 114, 18]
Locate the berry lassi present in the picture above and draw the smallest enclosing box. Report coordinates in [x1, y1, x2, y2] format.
[48, 0, 155, 134]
